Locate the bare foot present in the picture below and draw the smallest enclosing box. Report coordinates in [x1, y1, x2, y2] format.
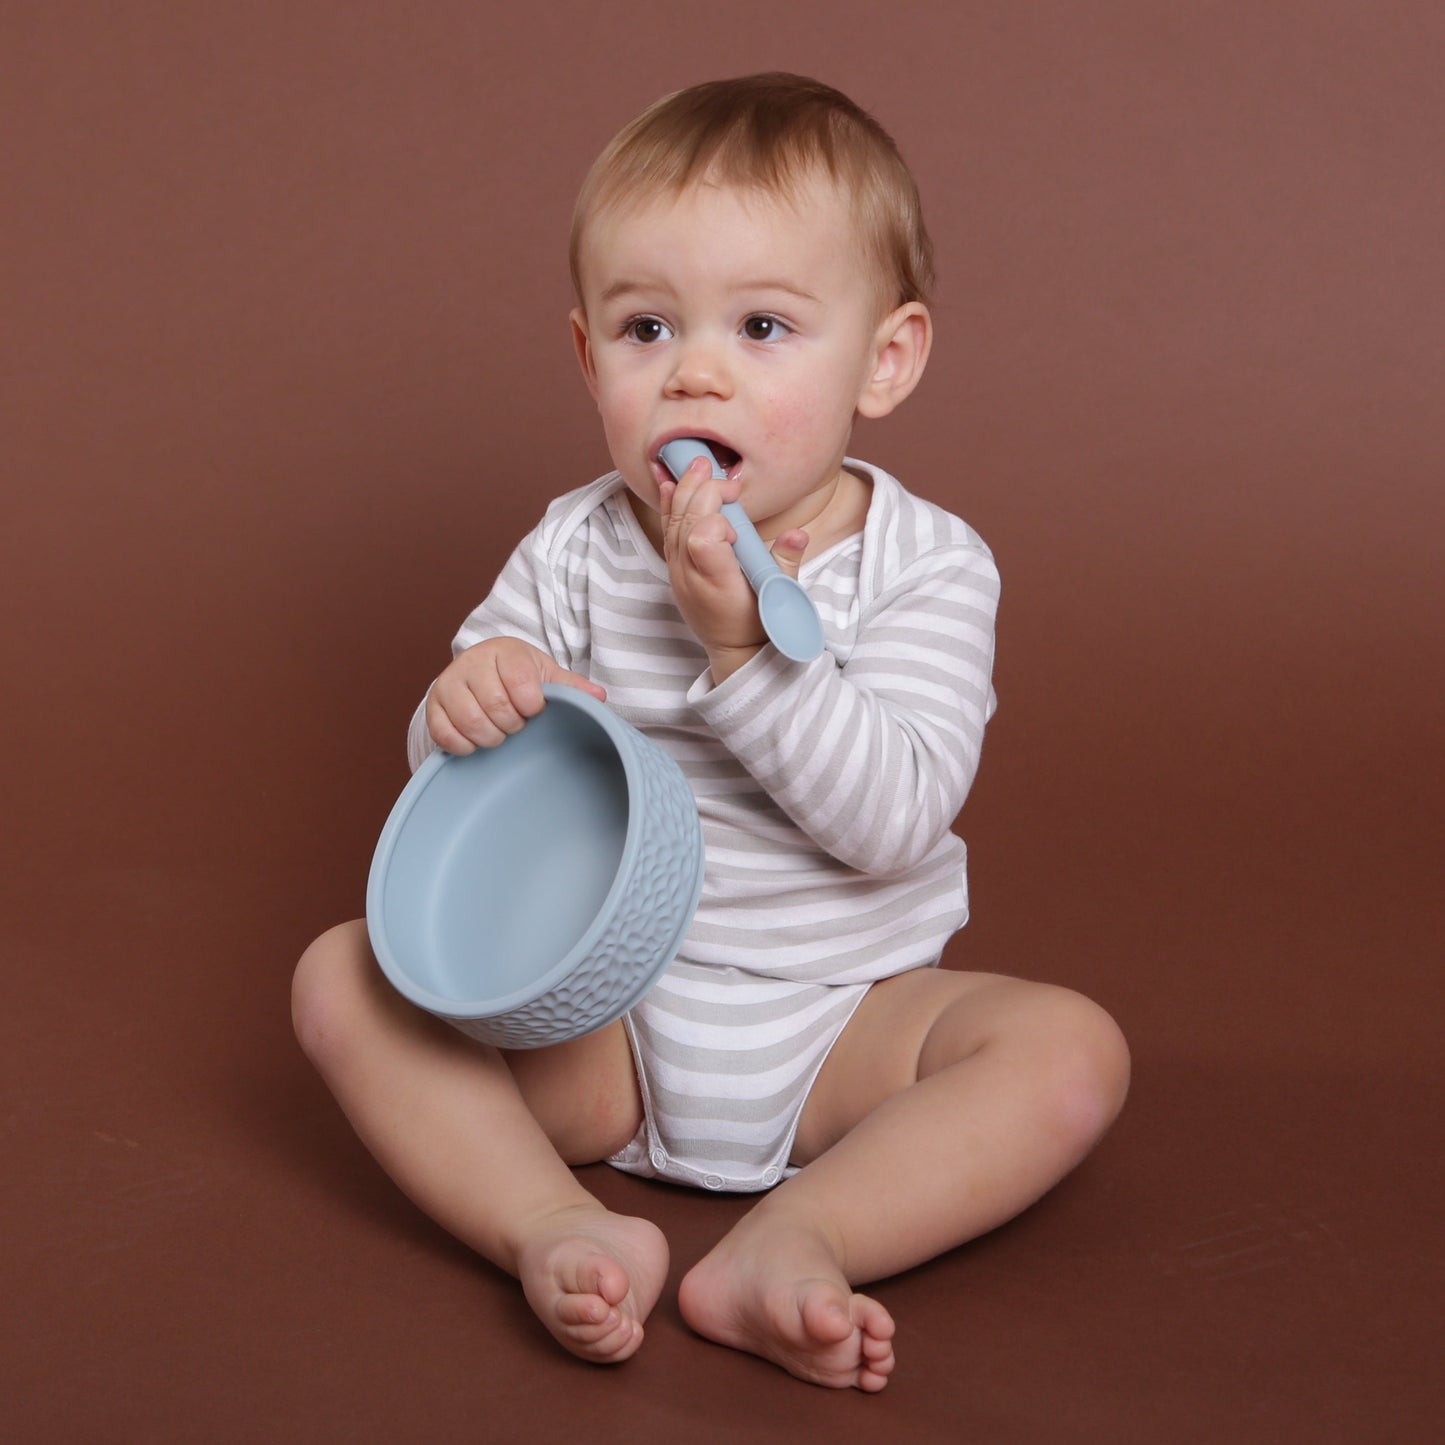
[677, 1218, 896, 1390]
[515, 1204, 669, 1364]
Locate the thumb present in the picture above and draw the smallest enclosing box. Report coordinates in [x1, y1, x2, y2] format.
[769, 528, 809, 579]
[538, 655, 608, 703]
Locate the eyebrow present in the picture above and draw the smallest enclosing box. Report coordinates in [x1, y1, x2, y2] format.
[597, 278, 821, 306]
[598, 280, 652, 305]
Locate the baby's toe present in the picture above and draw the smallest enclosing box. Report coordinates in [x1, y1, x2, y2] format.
[566, 1254, 628, 1307]
[862, 1330, 895, 1364]
[798, 1289, 857, 1345]
[854, 1294, 895, 1339]
[579, 1314, 643, 1361]
[555, 1291, 612, 1329]
[857, 1363, 892, 1393]
[552, 1296, 636, 1354]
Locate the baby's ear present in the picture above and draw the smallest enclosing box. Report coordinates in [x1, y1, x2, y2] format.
[857, 302, 932, 419]
[570, 307, 601, 401]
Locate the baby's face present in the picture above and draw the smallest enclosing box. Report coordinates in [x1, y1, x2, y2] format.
[571, 172, 892, 541]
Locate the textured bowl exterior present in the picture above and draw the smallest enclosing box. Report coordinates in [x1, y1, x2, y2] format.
[448, 714, 703, 1048]
[372, 687, 704, 1049]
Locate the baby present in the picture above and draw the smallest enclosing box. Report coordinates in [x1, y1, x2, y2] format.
[292, 73, 1129, 1392]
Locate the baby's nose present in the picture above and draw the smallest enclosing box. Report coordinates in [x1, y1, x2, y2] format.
[665, 336, 733, 399]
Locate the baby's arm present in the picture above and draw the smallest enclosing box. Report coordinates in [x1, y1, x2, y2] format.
[425, 637, 605, 754]
[691, 544, 998, 876]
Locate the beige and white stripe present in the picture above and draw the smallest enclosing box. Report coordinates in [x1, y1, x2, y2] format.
[407, 460, 999, 1190]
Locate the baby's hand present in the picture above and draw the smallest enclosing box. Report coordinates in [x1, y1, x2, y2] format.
[661, 459, 808, 682]
[426, 637, 606, 753]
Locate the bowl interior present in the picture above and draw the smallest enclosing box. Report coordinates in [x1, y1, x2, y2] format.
[374, 700, 630, 1010]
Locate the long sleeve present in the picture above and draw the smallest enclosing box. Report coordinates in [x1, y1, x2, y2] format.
[689, 541, 998, 877]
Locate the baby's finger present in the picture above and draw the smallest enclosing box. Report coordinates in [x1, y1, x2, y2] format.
[493, 649, 548, 722]
[464, 674, 529, 742]
[425, 698, 474, 755]
[668, 456, 723, 519]
[768, 528, 809, 579]
[429, 658, 522, 748]
[539, 659, 608, 702]
[427, 686, 500, 754]
[684, 513, 741, 581]
[657, 479, 678, 533]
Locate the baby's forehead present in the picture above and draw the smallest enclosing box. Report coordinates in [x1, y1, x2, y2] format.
[576, 170, 866, 279]
[597, 167, 849, 230]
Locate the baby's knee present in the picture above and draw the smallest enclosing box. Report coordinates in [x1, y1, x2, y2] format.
[290, 920, 375, 1067]
[1032, 987, 1131, 1149]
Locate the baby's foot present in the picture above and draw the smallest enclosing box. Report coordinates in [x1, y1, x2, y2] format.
[677, 1219, 896, 1390]
[516, 1204, 669, 1364]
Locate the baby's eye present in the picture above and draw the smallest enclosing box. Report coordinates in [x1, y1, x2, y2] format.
[625, 316, 672, 344]
[741, 314, 790, 342]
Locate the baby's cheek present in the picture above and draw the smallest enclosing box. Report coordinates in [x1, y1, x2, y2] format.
[768, 396, 847, 476]
[760, 395, 821, 452]
[599, 412, 644, 476]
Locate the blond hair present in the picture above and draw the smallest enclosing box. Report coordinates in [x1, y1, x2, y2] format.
[569, 73, 934, 312]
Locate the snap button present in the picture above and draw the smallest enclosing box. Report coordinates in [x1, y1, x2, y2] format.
[762, 1167, 781, 1186]
[650, 1148, 668, 1169]
[703, 1174, 724, 1190]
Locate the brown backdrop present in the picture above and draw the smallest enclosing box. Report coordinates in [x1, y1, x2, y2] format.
[4, 3, 1441, 1440]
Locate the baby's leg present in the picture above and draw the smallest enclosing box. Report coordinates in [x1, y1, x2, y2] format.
[678, 969, 1129, 1389]
[291, 921, 668, 1363]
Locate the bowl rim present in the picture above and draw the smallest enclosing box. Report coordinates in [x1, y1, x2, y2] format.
[365, 684, 685, 1021]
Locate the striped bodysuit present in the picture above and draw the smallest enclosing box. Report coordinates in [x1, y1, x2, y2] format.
[406, 461, 1000, 1192]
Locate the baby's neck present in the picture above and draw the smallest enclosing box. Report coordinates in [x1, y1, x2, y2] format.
[800, 467, 871, 560]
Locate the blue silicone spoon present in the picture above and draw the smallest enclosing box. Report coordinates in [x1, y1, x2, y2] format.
[658, 438, 826, 663]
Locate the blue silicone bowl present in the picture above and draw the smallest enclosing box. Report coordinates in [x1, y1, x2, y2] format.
[366, 685, 704, 1049]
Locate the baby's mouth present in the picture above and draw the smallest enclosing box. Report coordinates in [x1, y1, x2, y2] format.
[708, 442, 742, 474]
[655, 438, 743, 482]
